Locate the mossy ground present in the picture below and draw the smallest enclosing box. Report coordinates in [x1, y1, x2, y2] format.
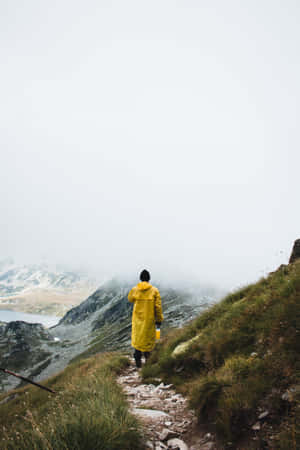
[142, 261, 300, 448]
[0, 353, 144, 450]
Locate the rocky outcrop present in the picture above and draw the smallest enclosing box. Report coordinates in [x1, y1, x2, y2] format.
[0, 321, 52, 341]
[172, 334, 202, 357]
[0, 321, 54, 391]
[289, 238, 300, 263]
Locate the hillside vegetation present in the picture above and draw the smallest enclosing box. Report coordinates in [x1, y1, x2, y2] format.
[0, 353, 143, 450]
[0, 260, 299, 449]
[142, 261, 300, 448]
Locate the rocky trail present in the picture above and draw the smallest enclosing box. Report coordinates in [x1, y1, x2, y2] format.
[117, 359, 217, 450]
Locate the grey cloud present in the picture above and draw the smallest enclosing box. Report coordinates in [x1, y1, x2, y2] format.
[0, 1, 299, 290]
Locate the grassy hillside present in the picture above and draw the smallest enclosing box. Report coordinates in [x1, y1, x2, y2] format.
[1, 261, 298, 449]
[142, 261, 300, 448]
[0, 353, 143, 450]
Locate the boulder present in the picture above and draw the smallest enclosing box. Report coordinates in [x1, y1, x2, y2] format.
[172, 334, 201, 357]
[289, 239, 300, 263]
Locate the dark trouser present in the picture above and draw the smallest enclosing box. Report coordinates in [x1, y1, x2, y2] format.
[134, 349, 150, 368]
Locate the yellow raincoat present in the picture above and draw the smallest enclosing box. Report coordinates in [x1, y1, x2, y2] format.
[128, 281, 163, 352]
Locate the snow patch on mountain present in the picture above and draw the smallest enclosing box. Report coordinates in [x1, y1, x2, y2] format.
[0, 259, 100, 316]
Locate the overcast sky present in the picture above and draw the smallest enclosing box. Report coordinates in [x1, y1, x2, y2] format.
[0, 0, 299, 289]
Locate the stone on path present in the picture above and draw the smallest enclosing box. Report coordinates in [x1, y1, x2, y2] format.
[258, 410, 269, 420]
[199, 443, 215, 450]
[155, 442, 168, 450]
[252, 422, 261, 431]
[132, 408, 170, 419]
[159, 428, 178, 441]
[167, 437, 189, 450]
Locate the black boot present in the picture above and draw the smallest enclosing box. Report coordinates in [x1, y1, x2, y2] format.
[134, 349, 142, 368]
[135, 359, 142, 368]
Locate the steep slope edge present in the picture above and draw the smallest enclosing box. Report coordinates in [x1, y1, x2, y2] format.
[142, 260, 300, 448]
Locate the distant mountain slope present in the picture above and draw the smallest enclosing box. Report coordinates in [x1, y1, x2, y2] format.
[0, 278, 220, 391]
[0, 260, 98, 316]
[54, 279, 218, 356]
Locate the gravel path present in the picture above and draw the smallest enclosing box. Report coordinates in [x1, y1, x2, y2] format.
[117, 359, 217, 450]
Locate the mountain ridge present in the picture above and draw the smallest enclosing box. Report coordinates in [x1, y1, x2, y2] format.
[0, 278, 219, 391]
[0, 260, 99, 316]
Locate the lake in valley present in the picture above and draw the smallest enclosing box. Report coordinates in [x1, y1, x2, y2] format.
[0, 309, 60, 328]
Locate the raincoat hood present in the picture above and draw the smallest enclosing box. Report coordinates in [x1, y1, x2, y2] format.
[137, 282, 152, 291]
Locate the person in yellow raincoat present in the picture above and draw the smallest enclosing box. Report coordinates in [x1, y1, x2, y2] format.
[128, 270, 163, 368]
